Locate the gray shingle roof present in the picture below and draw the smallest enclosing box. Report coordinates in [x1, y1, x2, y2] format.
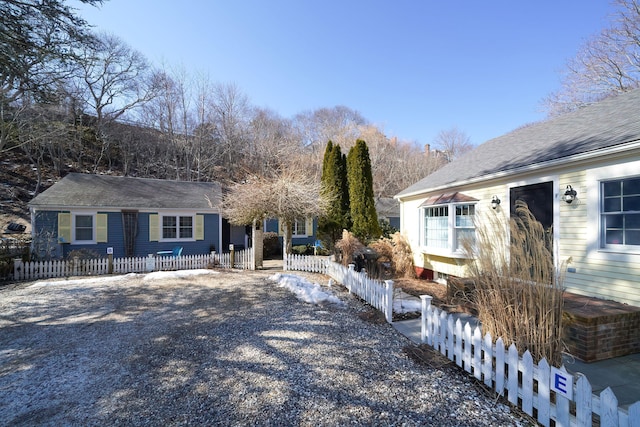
[396, 89, 640, 198]
[375, 197, 400, 218]
[29, 174, 221, 211]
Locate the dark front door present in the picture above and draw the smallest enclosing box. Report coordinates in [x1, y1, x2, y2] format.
[122, 210, 138, 257]
[509, 181, 554, 254]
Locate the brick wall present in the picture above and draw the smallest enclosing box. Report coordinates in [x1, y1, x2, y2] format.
[562, 292, 640, 362]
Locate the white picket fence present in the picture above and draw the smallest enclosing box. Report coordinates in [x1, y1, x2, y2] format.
[283, 253, 330, 274]
[12, 249, 255, 281]
[283, 253, 394, 323]
[281, 253, 640, 426]
[420, 295, 640, 427]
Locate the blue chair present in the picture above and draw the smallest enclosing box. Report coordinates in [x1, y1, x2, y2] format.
[157, 246, 183, 257]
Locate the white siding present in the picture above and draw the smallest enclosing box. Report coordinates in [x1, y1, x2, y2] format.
[399, 185, 509, 278]
[559, 157, 640, 307]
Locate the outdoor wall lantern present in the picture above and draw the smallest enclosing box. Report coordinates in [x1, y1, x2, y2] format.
[491, 195, 501, 209]
[563, 185, 577, 204]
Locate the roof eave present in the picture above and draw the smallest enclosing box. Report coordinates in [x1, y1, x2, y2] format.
[395, 139, 640, 200]
[29, 204, 220, 213]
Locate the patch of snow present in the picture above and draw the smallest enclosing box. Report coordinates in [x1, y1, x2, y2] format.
[270, 273, 343, 305]
[29, 269, 219, 288]
[393, 297, 422, 314]
[142, 269, 219, 282]
[30, 273, 137, 288]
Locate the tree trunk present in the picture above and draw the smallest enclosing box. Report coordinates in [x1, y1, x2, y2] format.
[282, 219, 293, 255]
[252, 219, 263, 269]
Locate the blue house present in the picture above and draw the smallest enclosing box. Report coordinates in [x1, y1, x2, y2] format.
[264, 217, 317, 248]
[28, 173, 245, 259]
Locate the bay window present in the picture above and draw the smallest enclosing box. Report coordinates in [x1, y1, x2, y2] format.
[422, 197, 476, 254]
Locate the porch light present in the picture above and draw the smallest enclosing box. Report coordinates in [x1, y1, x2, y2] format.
[491, 195, 501, 209]
[563, 185, 577, 204]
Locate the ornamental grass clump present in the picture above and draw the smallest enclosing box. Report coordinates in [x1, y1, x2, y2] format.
[462, 201, 567, 366]
[335, 229, 364, 266]
[369, 232, 415, 278]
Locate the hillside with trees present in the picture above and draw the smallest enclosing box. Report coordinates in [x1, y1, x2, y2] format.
[0, 0, 466, 236]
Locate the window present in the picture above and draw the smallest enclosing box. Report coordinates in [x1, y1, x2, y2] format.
[75, 214, 94, 242]
[422, 203, 475, 253]
[455, 204, 476, 250]
[292, 218, 307, 236]
[424, 206, 449, 249]
[162, 215, 194, 240]
[601, 177, 640, 247]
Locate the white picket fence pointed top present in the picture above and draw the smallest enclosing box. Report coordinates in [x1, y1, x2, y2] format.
[420, 296, 640, 427]
[283, 253, 394, 323]
[283, 253, 640, 427]
[12, 249, 255, 281]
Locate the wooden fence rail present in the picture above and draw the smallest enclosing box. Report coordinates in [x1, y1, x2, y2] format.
[420, 295, 640, 427]
[12, 249, 255, 281]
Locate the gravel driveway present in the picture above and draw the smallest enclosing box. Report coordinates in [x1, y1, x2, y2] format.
[0, 269, 526, 426]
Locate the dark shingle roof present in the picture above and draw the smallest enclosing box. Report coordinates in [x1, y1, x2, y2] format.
[396, 89, 640, 198]
[29, 174, 221, 211]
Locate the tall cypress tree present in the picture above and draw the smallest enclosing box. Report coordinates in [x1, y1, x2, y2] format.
[347, 139, 380, 241]
[318, 141, 350, 245]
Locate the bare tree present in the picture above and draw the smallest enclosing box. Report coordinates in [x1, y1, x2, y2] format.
[192, 71, 216, 181]
[17, 101, 72, 193]
[221, 169, 330, 254]
[544, 0, 640, 116]
[211, 82, 251, 177]
[73, 32, 158, 171]
[244, 108, 301, 176]
[292, 106, 367, 179]
[432, 126, 474, 163]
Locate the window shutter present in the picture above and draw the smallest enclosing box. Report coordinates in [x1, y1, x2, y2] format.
[96, 214, 108, 243]
[278, 218, 284, 236]
[149, 214, 159, 241]
[58, 212, 71, 243]
[195, 215, 204, 240]
[305, 217, 314, 236]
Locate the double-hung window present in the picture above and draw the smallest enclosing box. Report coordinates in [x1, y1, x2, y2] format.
[74, 214, 94, 243]
[292, 218, 307, 236]
[601, 177, 640, 248]
[421, 194, 476, 254]
[423, 206, 449, 249]
[455, 204, 476, 250]
[162, 215, 194, 240]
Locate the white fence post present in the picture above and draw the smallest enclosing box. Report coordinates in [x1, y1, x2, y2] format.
[384, 280, 393, 324]
[420, 295, 432, 344]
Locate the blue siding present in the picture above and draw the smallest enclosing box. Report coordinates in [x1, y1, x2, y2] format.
[264, 218, 317, 247]
[32, 210, 64, 259]
[33, 210, 220, 259]
[388, 216, 400, 230]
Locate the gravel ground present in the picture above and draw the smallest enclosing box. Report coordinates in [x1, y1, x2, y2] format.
[0, 269, 529, 426]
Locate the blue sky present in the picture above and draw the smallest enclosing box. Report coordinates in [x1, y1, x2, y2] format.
[76, 1, 614, 146]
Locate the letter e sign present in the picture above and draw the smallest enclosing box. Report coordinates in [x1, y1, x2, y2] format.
[550, 367, 573, 399]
